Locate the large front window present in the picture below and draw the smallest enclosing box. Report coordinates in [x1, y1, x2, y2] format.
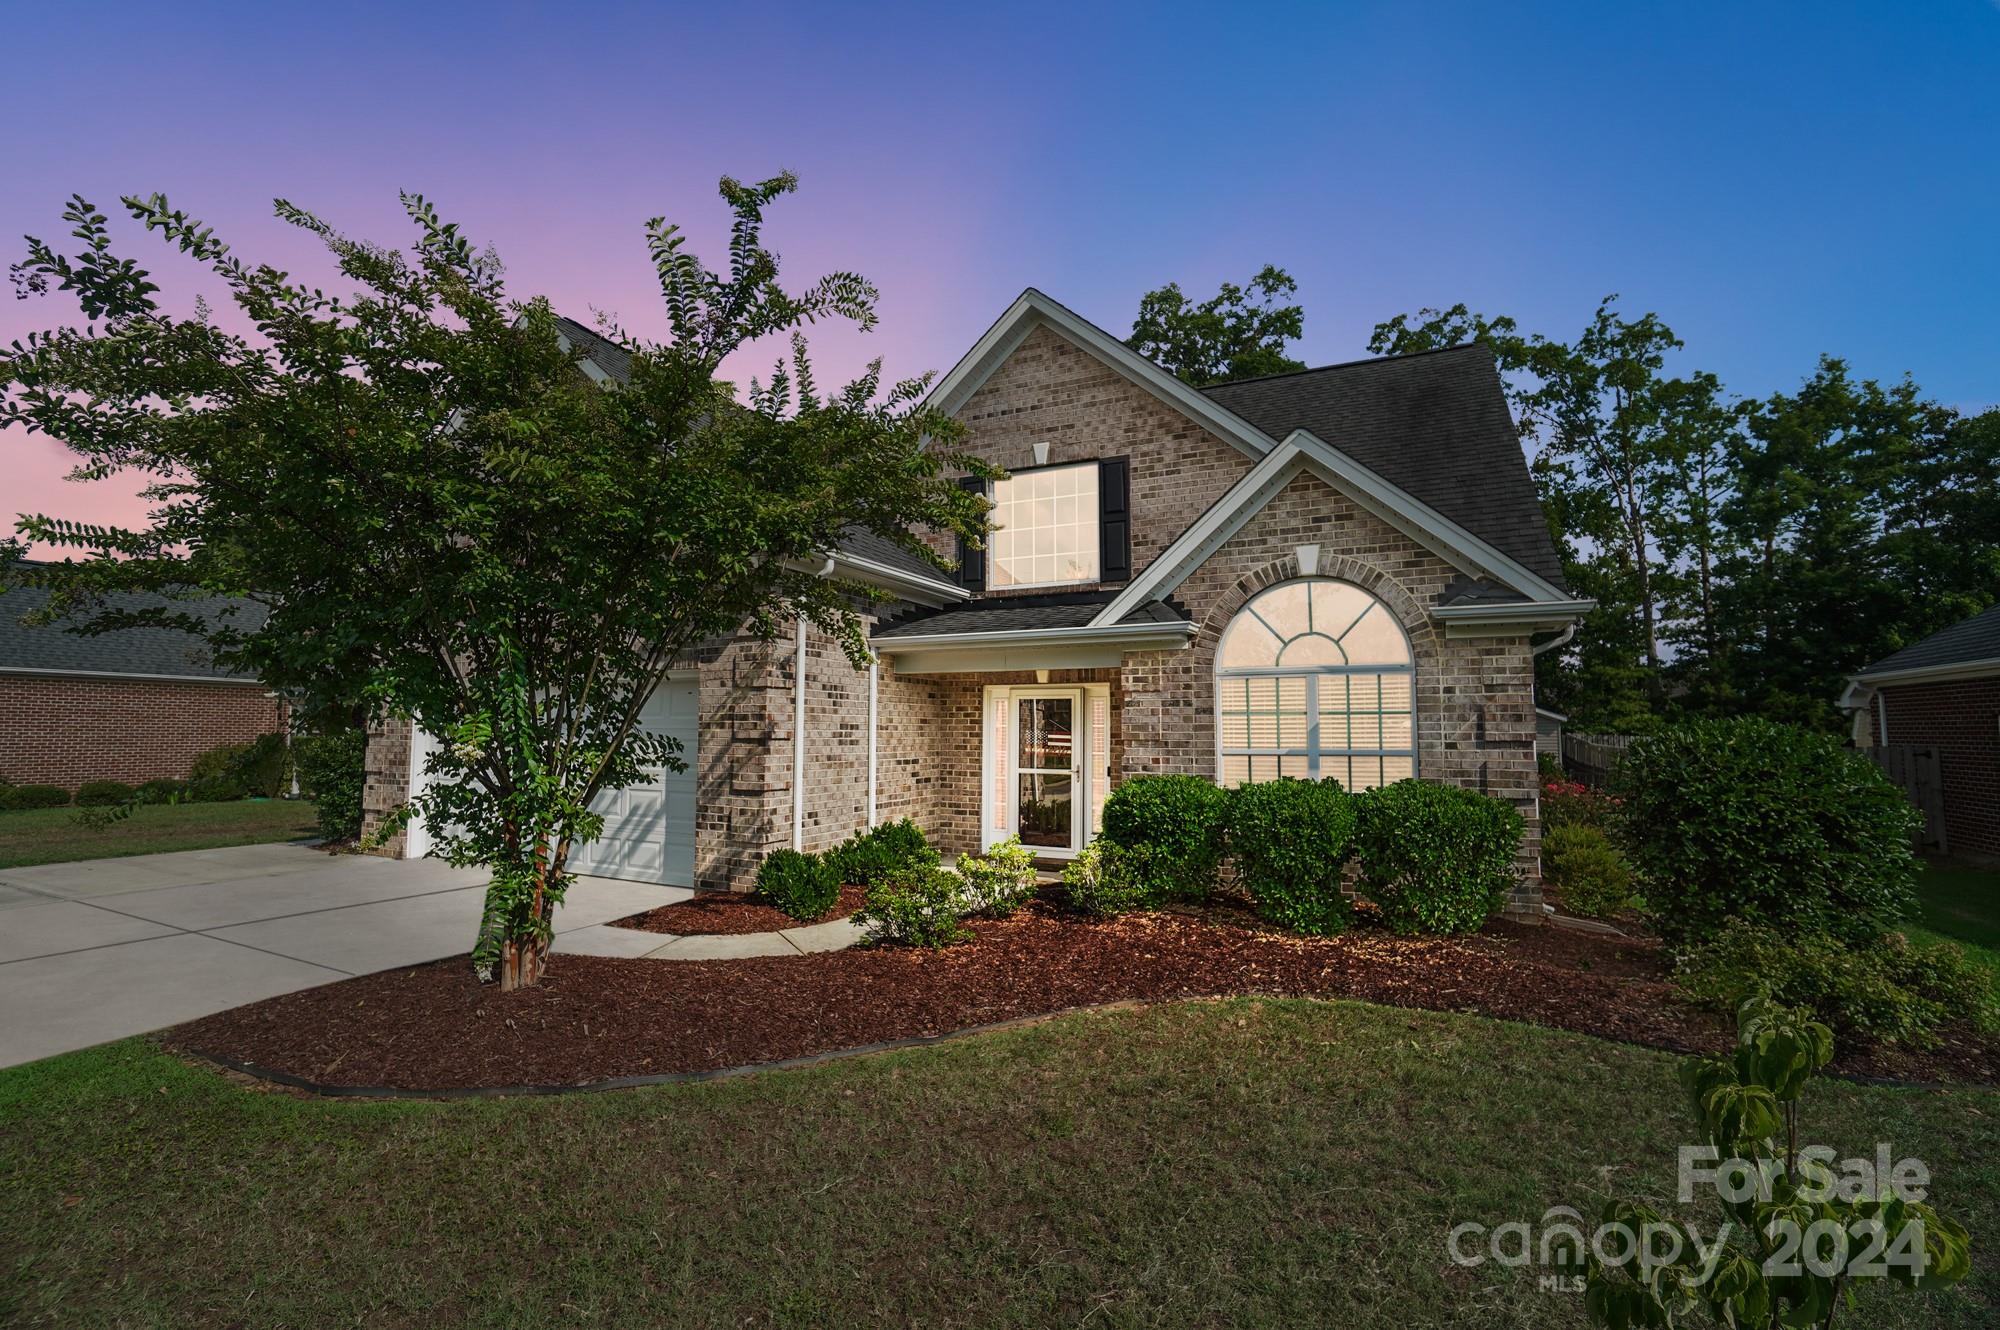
[1216, 579, 1414, 791]
[989, 462, 1099, 588]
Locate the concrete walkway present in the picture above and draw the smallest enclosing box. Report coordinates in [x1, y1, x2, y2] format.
[0, 843, 679, 1069]
[555, 914, 868, 961]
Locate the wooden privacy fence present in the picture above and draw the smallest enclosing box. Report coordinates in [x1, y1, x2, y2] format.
[1868, 744, 1948, 853]
[1560, 733, 1633, 788]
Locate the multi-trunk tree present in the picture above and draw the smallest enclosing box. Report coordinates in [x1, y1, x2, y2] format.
[2, 176, 988, 988]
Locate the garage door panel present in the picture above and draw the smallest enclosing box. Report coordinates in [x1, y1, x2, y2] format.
[569, 677, 699, 887]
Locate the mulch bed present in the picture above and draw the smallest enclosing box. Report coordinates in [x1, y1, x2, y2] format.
[613, 884, 868, 936]
[164, 901, 2000, 1094]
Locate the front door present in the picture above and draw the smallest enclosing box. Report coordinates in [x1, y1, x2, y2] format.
[1011, 690, 1080, 851]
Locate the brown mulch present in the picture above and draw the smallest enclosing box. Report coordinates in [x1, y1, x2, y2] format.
[163, 903, 2000, 1094]
[613, 884, 868, 936]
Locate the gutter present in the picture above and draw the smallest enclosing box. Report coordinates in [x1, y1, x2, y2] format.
[1846, 656, 2000, 688]
[870, 619, 1196, 652]
[1435, 598, 1598, 628]
[0, 665, 267, 685]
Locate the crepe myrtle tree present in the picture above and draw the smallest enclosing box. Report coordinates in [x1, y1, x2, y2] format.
[2, 175, 991, 988]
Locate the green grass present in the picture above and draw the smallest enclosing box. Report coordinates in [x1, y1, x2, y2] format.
[1, 1000, 1992, 1328]
[0, 799, 320, 869]
[1909, 861, 2000, 999]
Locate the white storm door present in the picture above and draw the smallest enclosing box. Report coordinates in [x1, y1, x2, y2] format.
[1006, 688, 1085, 856]
[569, 675, 699, 886]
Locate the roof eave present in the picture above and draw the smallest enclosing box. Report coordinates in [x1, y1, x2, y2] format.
[870, 619, 1196, 652]
[1848, 656, 2000, 688]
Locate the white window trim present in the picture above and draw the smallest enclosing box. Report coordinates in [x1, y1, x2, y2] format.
[985, 460, 1101, 592]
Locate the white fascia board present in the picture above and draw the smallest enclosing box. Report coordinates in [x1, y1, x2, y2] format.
[1849, 656, 2000, 688]
[1434, 599, 1598, 632]
[1535, 706, 1569, 723]
[1836, 679, 1877, 711]
[870, 620, 1194, 652]
[1089, 430, 1575, 629]
[829, 552, 968, 606]
[0, 665, 266, 686]
[925, 289, 1278, 464]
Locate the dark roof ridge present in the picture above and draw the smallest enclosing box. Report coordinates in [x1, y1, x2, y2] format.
[1200, 340, 1490, 393]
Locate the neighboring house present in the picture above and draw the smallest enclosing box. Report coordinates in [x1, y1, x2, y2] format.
[1842, 603, 2000, 859]
[1534, 707, 1567, 765]
[362, 296, 1591, 905]
[0, 576, 282, 790]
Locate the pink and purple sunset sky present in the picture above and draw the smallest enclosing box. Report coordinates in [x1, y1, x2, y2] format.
[5, 1, 1997, 548]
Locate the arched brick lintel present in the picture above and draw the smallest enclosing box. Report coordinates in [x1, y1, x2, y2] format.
[1198, 554, 1438, 659]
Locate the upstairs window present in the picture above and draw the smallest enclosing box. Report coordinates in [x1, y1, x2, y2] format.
[989, 462, 1099, 588]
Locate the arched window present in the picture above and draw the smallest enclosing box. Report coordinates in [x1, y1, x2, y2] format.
[1215, 578, 1415, 791]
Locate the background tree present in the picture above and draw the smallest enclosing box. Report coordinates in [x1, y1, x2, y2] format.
[2, 176, 988, 989]
[1126, 264, 1306, 386]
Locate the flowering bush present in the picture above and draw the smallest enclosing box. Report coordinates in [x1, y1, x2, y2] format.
[1540, 779, 1620, 835]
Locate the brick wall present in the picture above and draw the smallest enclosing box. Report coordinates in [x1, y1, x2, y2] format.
[1877, 676, 2000, 858]
[0, 672, 285, 791]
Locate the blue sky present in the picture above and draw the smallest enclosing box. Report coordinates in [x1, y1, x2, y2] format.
[4, 1, 1996, 534]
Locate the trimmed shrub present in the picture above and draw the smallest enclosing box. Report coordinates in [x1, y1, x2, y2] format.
[1099, 774, 1229, 903]
[1354, 779, 1523, 935]
[75, 779, 137, 808]
[186, 732, 290, 802]
[1613, 717, 1921, 947]
[135, 778, 189, 805]
[854, 864, 972, 948]
[1675, 921, 1993, 1048]
[294, 730, 366, 839]
[956, 835, 1037, 918]
[0, 783, 71, 811]
[1059, 841, 1151, 917]
[826, 817, 940, 887]
[755, 849, 842, 921]
[1541, 822, 1634, 919]
[1226, 777, 1356, 935]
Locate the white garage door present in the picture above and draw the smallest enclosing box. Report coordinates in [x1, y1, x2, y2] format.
[569, 676, 700, 887]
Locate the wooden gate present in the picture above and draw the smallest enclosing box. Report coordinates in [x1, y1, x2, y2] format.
[1869, 744, 1948, 853]
[1560, 733, 1633, 788]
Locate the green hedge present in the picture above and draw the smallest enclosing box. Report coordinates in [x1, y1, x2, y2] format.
[855, 864, 972, 948]
[75, 780, 137, 808]
[756, 849, 842, 922]
[1542, 822, 1634, 919]
[1354, 779, 1522, 935]
[1059, 841, 1150, 917]
[1100, 774, 1229, 904]
[1226, 777, 1356, 935]
[294, 730, 366, 839]
[826, 817, 939, 887]
[1613, 717, 1920, 947]
[0, 783, 70, 811]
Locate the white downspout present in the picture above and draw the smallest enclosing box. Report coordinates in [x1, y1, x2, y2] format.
[866, 658, 879, 828]
[792, 616, 808, 851]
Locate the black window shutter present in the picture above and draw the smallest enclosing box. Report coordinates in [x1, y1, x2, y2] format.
[1099, 456, 1131, 582]
[955, 474, 987, 591]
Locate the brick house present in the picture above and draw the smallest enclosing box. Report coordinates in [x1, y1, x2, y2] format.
[1843, 603, 2000, 859]
[0, 577, 284, 790]
[363, 294, 1591, 905]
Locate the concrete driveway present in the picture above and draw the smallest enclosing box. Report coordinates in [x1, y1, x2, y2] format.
[0, 843, 686, 1069]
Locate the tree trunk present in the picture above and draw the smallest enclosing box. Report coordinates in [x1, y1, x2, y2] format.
[498, 935, 547, 990]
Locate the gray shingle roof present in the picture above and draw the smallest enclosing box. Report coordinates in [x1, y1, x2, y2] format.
[835, 528, 956, 585]
[875, 591, 1188, 639]
[0, 580, 265, 680]
[1200, 344, 1567, 589]
[555, 316, 635, 383]
[1859, 603, 2000, 678]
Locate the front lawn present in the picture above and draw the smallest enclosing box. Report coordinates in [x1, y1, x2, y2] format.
[1, 1001, 1992, 1328]
[0, 799, 320, 869]
[1910, 861, 2000, 1003]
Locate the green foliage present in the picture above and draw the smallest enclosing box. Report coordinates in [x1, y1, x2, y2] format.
[0, 784, 70, 811]
[1225, 777, 1355, 935]
[3, 179, 990, 985]
[1100, 774, 1229, 903]
[955, 835, 1037, 918]
[74, 780, 136, 808]
[1542, 822, 1634, 919]
[825, 817, 940, 887]
[1614, 717, 1921, 947]
[1058, 841, 1151, 917]
[1353, 780, 1522, 935]
[1675, 922, 1993, 1048]
[292, 730, 366, 840]
[1577, 999, 1971, 1328]
[1126, 265, 1306, 387]
[1537, 751, 1566, 781]
[185, 734, 288, 802]
[854, 864, 972, 948]
[133, 778, 188, 805]
[1540, 779, 1620, 835]
[755, 849, 841, 922]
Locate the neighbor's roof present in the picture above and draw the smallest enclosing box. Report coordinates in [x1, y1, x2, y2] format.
[0, 577, 265, 681]
[875, 590, 1188, 640]
[1856, 603, 2000, 680]
[1200, 344, 1566, 589]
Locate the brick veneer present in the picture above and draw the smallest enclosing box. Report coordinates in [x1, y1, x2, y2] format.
[1872, 677, 2000, 858]
[0, 673, 284, 790]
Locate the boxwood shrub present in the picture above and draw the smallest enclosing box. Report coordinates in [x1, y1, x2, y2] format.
[1099, 774, 1229, 903]
[1613, 717, 1920, 947]
[1226, 777, 1356, 935]
[755, 849, 842, 921]
[1541, 821, 1634, 919]
[294, 730, 367, 839]
[1058, 841, 1151, 917]
[1354, 779, 1523, 935]
[854, 864, 972, 948]
[825, 817, 939, 886]
[75, 779, 138, 808]
[956, 834, 1038, 918]
[0, 783, 70, 811]
[135, 778, 189, 805]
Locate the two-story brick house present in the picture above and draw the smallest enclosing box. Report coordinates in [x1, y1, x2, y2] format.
[362, 293, 1590, 906]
